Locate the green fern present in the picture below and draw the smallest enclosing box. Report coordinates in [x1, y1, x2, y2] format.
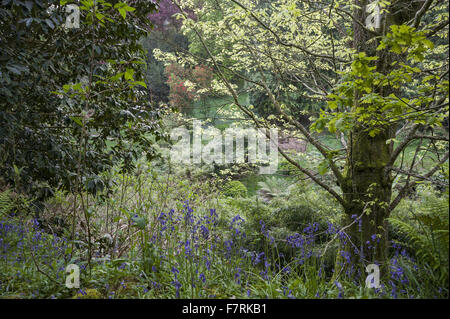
[257, 176, 294, 200]
[0, 189, 14, 216]
[0, 189, 32, 217]
[388, 197, 449, 273]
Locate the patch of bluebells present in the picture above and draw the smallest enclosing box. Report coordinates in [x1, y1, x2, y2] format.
[234, 267, 242, 284]
[386, 241, 419, 298]
[281, 286, 295, 299]
[199, 272, 206, 284]
[0, 217, 71, 291]
[4, 198, 441, 299]
[285, 222, 324, 265]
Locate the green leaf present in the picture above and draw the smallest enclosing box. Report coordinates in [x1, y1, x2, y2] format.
[70, 116, 83, 126]
[96, 12, 105, 22]
[386, 138, 399, 144]
[6, 65, 21, 75]
[13, 164, 21, 176]
[118, 8, 126, 19]
[368, 129, 380, 137]
[124, 68, 134, 81]
[111, 72, 124, 81]
[115, 2, 135, 19]
[134, 81, 147, 88]
[318, 160, 329, 175]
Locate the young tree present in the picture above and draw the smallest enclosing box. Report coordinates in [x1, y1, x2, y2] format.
[160, 0, 449, 277]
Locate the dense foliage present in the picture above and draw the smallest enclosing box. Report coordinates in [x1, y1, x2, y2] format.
[0, 0, 162, 200]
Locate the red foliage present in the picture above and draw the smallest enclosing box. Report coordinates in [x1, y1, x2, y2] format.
[148, 0, 197, 31]
[164, 63, 214, 110]
[191, 65, 213, 89]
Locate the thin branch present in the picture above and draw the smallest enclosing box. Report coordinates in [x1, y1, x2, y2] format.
[412, 134, 449, 141]
[390, 167, 449, 187]
[235, 22, 345, 185]
[426, 19, 449, 37]
[386, 123, 421, 172]
[389, 151, 449, 212]
[229, 0, 348, 63]
[412, 0, 435, 29]
[334, 7, 381, 37]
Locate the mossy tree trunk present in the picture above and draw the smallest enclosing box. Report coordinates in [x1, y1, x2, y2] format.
[333, 0, 422, 280]
[336, 128, 393, 280]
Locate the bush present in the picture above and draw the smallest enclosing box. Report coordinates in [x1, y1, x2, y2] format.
[257, 176, 294, 201]
[273, 205, 325, 232]
[164, 63, 214, 110]
[222, 181, 248, 198]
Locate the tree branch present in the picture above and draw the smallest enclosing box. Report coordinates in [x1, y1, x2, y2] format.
[412, 0, 435, 29]
[229, 0, 348, 63]
[389, 151, 449, 212]
[171, 0, 346, 207]
[386, 123, 421, 172]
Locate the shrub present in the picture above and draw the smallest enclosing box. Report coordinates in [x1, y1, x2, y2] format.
[165, 64, 195, 110]
[222, 181, 248, 198]
[273, 205, 325, 233]
[164, 63, 214, 110]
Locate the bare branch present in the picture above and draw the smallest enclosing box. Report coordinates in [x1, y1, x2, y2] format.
[412, 134, 449, 141]
[240, 38, 345, 185]
[390, 167, 449, 187]
[389, 151, 449, 212]
[334, 7, 381, 37]
[412, 0, 435, 29]
[386, 123, 421, 172]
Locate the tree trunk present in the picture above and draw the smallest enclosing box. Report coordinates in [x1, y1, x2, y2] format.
[333, 0, 426, 281]
[337, 128, 393, 279]
[333, 0, 398, 280]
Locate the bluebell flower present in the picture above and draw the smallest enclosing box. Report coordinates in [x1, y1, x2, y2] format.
[171, 279, 182, 298]
[234, 267, 241, 284]
[334, 281, 343, 299]
[200, 225, 209, 239]
[184, 239, 192, 257]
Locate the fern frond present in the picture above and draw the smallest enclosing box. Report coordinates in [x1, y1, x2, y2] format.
[0, 190, 13, 216]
